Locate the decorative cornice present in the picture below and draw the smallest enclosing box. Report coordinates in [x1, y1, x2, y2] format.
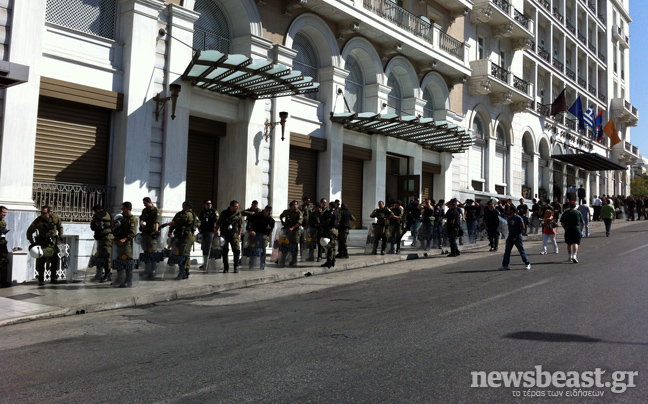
[492, 23, 514, 39]
[491, 91, 513, 105]
[468, 78, 491, 95]
[470, 6, 492, 25]
[512, 37, 532, 51]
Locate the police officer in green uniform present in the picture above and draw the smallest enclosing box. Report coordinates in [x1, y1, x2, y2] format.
[167, 201, 199, 280]
[320, 201, 339, 268]
[388, 200, 404, 254]
[279, 200, 303, 266]
[336, 203, 355, 259]
[90, 205, 114, 282]
[242, 200, 262, 230]
[0, 206, 10, 288]
[27, 205, 64, 286]
[370, 201, 392, 255]
[140, 197, 161, 278]
[308, 203, 323, 261]
[215, 200, 243, 273]
[198, 199, 218, 270]
[112, 202, 138, 287]
[300, 197, 312, 225]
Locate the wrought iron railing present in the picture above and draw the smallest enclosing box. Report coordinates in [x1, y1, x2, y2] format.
[514, 9, 531, 30]
[32, 181, 113, 222]
[553, 57, 563, 72]
[588, 84, 596, 95]
[536, 103, 550, 117]
[588, 1, 595, 12]
[578, 76, 587, 88]
[624, 100, 631, 110]
[578, 31, 586, 45]
[538, 0, 550, 12]
[632, 106, 638, 116]
[624, 142, 632, 152]
[529, 39, 535, 51]
[598, 91, 606, 102]
[588, 41, 596, 53]
[566, 67, 576, 81]
[513, 75, 529, 94]
[439, 31, 465, 61]
[538, 47, 550, 62]
[555, 114, 564, 125]
[566, 19, 575, 34]
[565, 118, 576, 130]
[491, 63, 509, 82]
[598, 14, 605, 24]
[553, 8, 564, 23]
[598, 51, 606, 63]
[492, 0, 510, 14]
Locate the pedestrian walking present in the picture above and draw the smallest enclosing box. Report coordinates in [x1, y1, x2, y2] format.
[577, 201, 591, 237]
[499, 205, 531, 271]
[601, 200, 615, 237]
[483, 200, 501, 251]
[444, 199, 461, 257]
[540, 209, 559, 255]
[560, 201, 585, 263]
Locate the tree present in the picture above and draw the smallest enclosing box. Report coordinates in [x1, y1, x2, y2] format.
[631, 174, 648, 196]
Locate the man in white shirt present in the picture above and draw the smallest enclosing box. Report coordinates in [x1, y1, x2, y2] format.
[592, 195, 603, 221]
[577, 201, 592, 237]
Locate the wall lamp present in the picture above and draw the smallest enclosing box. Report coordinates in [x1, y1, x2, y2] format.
[153, 83, 182, 121]
[264, 111, 289, 141]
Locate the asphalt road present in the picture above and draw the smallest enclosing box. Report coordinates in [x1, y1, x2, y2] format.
[3, 221, 648, 404]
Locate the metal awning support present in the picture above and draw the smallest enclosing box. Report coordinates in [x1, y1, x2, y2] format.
[551, 153, 627, 171]
[181, 50, 319, 99]
[330, 112, 472, 153]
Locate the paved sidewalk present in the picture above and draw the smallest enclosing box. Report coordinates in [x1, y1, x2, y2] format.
[0, 220, 616, 326]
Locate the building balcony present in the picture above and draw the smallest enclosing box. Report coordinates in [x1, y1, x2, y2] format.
[598, 51, 606, 63]
[536, 0, 550, 13]
[471, 0, 534, 44]
[598, 91, 606, 103]
[587, 40, 596, 54]
[566, 66, 576, 81]
[610, 98, 639, 127]
[577, 31, 587, 46]
[468, 58, 533, 110]
[613, 140, 640, 165]
[537, 46, 550, 63]
[552, 7, 564, 23]
[552, 57, 564, 72]
[566, 19, 576, 34]
[612, 24, 630, 49]
[434, 0, 474, 15]
[296, 0, 471, 78]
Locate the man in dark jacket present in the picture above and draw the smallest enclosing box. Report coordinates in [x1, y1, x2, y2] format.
[336, 203, 355, 259]
[444, 200, 461, 257]
[484, 200, 501, 251]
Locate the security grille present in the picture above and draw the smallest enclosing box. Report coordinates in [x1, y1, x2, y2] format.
[423, 88, 434, 118]
[344, 56, 363, 112]
[293, 33, 320, 100]
[193, 0, 231, 53]
[387, 73, 402, 114]
[45, 0, 117, 40]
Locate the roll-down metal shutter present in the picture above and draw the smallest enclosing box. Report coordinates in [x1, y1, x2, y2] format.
[421, 172, 434, 200]
[186, 117, 224, 207]
[342, 157, 363, 229]
[35, 97, 110, 184]
[288, 146, 318, 204]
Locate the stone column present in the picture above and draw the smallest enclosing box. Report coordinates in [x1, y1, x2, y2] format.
[532, 152, 539, 199]
[363, 135, 387, 228]
[364, 83, 391, 113]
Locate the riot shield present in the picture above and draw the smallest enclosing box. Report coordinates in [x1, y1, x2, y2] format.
[276, 229, 296, 268]
[302, 227, 318, 261]
[161, 236, 181, 280]
[204, 235, 224, 273]
[459, 221, 469, 245]
[242, 233, 267, 270]
[111, 251, 139, 288]
[270, 227, 282, 264]
[86, 240, 102, 282]
[364, 224, 376, 255]
[385, 225, 400, 255]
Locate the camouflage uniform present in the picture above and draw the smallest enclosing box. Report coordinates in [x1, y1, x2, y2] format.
[388, 206, 404, 253]
[370, 207, 392, 254]
[308, 208, 323, 261]
[90, 210, 114, 281]
[140, 205, 161, 253]
[280, 208, 303, 266]
[320, 208, 339, 266]
[113, 213, 138, 287]
[169, 209, 199, 279]
[217, 208, 243, 272]
[27, 213, 64, 284]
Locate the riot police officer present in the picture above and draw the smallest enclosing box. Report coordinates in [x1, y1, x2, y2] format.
[112, 202, 138, 287]
[388, 200, 404, 254]
[0, 206, 10, 288]
[320, 201, 339, 268]
[27, 205, 64, 286]
[198, 199, 218, 270]
[90, 205, 114, 282]
[336, 203, 355, 259]
[369, 201, 391, 255]
[279, 200, 303, 267]
[308, 203, 323, 261]
[140, 197, 161, 278]
[167, 201, 200, 280]
[215, 200, 243, 273]
[249, 205, 275, 269]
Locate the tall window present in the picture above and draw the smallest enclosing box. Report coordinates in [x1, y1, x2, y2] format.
[293, 33, 320, 101]
[193, 0, 231, 53]
[387, 73, 402, 114]
[344, 56, 364, 112]
[495, 125, 508, 188]
[423, 88, 434, 118]
[470, 116, 486, 191]
[45, 0, 117, 40]
[478, 36, 486, 59]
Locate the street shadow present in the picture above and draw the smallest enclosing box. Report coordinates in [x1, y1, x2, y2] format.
[445, 269, 507, 274]
[504, 331, 648, 346]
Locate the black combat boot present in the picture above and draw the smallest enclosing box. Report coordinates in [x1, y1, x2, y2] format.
[233, 252, 240, 273]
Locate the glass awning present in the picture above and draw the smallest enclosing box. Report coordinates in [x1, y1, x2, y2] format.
[551, 153, 627, 171]
[330, 112, 473, 153]
[181, 50, 320, 99]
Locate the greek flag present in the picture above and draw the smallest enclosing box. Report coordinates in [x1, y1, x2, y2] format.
[583, 105, 595, 129]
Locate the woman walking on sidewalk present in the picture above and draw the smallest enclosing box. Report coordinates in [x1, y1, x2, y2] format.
[540, 209, 559, 255]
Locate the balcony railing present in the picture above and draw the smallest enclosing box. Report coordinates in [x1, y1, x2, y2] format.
[493, 0, 510, 14]
[491, 63, 509, 82]
[194, 29, 231, 53]
[553, 57, 564, 71]
[598, 51, 606, 63]
[363, 0, 464, 61]
[566, 67, 576, 81]
[598, 13, 605, 24]
[514, 9, 531, 30]
[538, 0, 550, 12]
[553, 7, 564, 23]
[536, 103, 550, 117]
[588, 84, 596, 95]
[513, 75, 529, 94]
[578, 76, 586, 88]
[588, 1, 595, 12]
[578, 31, 586, 45]
[588, 41, 596, 53]
[565, 117, 577, 130]
[32, 181, 113, 222]
[439, 31, 465, 61]
[625, 100, 632, 110]
[566, 19, 576, 34]
[598, 91, 606, 102]
[632, 106, 638, 116]
[538, 47, 550, 62]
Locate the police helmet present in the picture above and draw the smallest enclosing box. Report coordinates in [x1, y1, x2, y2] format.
[196, 233, 203, 243]
[319, 237, 331, 247]
[29, 245, 44, 259]
[134, 233, 142, 245]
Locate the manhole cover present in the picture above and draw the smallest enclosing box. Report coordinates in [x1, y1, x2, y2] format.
[5, 293, 42, 301]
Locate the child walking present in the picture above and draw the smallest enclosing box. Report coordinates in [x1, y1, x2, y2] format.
[541, 209, 559, 254]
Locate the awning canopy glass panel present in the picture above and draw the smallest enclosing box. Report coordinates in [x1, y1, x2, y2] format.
[181, 50, 320, 99]
[330, 112, 473, 153]
[551, 153, 627, 171]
